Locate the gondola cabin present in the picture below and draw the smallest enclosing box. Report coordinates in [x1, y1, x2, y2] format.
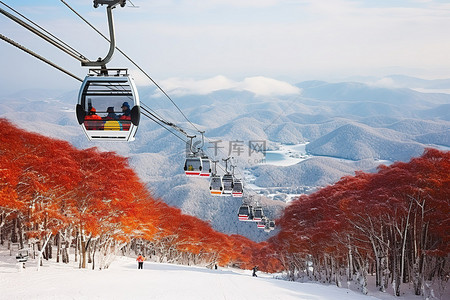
[264, 220, 271, 232]
[238, 204, 253, 221]
[199, 157, 212, 177]
[232, 179, 243, 197]
[76, 69, 140, 141]
[222, 174, 234, 195]
[257, 217, 267, 229]
[184, 156, 202, 176]
[209, 175, 223, 195]
[253, 206, 264, 222]
[269, 220, 275, 230]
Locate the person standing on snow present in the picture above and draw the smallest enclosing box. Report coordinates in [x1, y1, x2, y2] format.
[252, 266, 258, 277]
[137, 254, 145, 269]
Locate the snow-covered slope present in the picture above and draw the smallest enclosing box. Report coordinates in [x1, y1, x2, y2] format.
[251, 157, 380, 188]
[305, 123, 425, 161]
[0, 248, 398, 300]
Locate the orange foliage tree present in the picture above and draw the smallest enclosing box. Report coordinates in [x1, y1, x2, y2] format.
[0, 118, 264, 271]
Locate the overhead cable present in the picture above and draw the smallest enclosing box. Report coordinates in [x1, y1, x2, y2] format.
[0, 6, 88, 63]
[0, 1, 86, 60]
[0, 33, 83, 82]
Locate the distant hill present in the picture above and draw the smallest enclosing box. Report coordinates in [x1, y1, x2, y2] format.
[378, 74, 450, 89]
[305, 123, 425, 161]
[417, 104, 450, 121]
[295, 80, 450, 108]
[251, 157, 380, 188]
[416, 130, 450, 148]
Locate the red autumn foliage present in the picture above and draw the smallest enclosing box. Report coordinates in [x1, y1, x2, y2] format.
[269, 147, 449, 294]
[0, 118, 267, 269]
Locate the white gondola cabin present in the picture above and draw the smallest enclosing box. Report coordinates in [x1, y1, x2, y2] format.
[184, 155, 202, 176]
[222, 174, 234, 195]
[76, 69, 140, 141]
[209, 175, 223, 196]
[252, 206, 264, 222]
[257, 217, 268, 229]
[264, 220, 271, 232]
[238, 204, 253, 221]
[269, 220, 275, 231]
[199, 156, 212, 178]
[232, 179, 243, 197]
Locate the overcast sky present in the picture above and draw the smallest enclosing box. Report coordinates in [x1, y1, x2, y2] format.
[1, 0, 450, 95]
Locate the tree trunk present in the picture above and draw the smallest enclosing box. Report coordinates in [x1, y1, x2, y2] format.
[380, 251, 390, 292]
[91, 240, 96, 270]
[74, 228, 78, 263]
[17, 218, 24, 249]
[62, 240, 69, 263]
[56, 232, 61, 263]
[11, 218, 17, 243]
[36, 234, 52, 271]
[0, 212, 4, 245]
[399, 199, 414, 293]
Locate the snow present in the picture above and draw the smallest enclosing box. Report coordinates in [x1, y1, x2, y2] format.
[0, 249, 400, 300]
[411, 88, 450, 94]
[262, 143, 311, 167]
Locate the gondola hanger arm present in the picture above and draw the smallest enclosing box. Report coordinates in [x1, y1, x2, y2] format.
[81, 1, 125, 69]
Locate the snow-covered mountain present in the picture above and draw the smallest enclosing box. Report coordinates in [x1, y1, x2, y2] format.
[1, 76, 449, 241]
[250, 156, 381, 188]
[305, 123, 425, 161]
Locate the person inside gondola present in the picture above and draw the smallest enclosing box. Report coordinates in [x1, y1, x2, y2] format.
[84, 107, 103, 130]
[119, 102, 131, 120]
[119, 102, 131, 131]
[85, 107, 102, 120]
[104, 107, 118, 120]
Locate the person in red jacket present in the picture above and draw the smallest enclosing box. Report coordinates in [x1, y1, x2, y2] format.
[136, 254, 145, 269]
[85, 107, 102, 120]
[84, 107, 103, 130]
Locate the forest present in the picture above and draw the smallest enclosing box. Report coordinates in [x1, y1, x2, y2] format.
[0, 117, 448, 298]
[268, 147, 449, 297]
[0, 118, 271, 271]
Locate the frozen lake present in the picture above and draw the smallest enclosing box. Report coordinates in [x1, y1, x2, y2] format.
[262, 143, 310, 166]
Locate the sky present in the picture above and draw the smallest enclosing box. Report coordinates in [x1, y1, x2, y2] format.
[1, 0, 450, 95]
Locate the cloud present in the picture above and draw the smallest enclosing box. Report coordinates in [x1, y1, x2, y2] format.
[151, 76, 302, 97]
[238, 76, 302, 96]
[366, 77, 398, 89]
